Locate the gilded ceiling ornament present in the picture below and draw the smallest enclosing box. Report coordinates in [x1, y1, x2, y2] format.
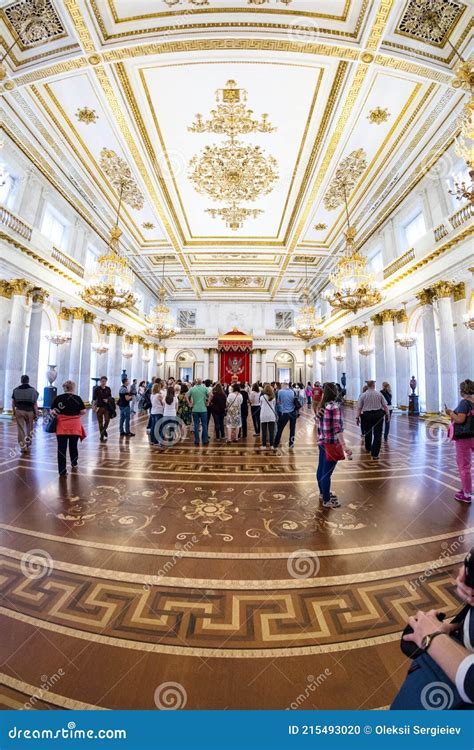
[75, 106, 98, 125]
[142, 221, 155, 230]
[3, 0, 66, 47]
[367, 107, 391, 124]
[206, 203, 263, 232]
[206, 276, 265, 288]
[99, 148, 144, 211]
[323, 149, 367, 211]
[188, 79, 278, 230]
[395, 0, 466, 47]
[313, 222, 327, 231]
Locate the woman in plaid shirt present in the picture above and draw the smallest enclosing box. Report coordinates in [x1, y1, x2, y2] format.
[316, 382, 352, 508]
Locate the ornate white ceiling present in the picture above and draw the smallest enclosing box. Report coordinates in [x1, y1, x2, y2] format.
[0, 0, 471, 300]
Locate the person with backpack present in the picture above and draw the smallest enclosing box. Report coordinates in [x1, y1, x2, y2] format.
[273, 381, 300, 450]
[11, 374, 39, 452]
[445, 379, 474, 504]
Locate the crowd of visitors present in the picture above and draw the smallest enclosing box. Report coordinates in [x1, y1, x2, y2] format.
[9, 374, 474, 507]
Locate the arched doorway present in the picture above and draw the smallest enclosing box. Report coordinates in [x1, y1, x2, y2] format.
[176, 350, 196, 382]
[274, 350, 295, 383]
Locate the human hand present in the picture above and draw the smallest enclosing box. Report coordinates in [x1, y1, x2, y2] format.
[345, 448, 353, 457]
[402, 610, 452, 648]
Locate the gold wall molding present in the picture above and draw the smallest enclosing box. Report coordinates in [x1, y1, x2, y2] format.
[63, 0, 97, 53]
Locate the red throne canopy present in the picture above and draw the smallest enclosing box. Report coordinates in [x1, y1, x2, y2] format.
[218, 329, 253, 384]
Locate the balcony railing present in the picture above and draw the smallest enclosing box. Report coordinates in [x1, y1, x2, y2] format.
[383, 248, 415, 280]
[433, 223, 449, 242]
[51, 247, 84, 278]
[448, 203, 473, 230]
[0, 204, 32, 241]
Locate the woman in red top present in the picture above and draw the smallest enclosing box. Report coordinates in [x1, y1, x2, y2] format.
[51, 380, 86, 477]
[316, 382, 352, 508]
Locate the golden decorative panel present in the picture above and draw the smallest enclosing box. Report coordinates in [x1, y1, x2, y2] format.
[3, 0, 66, 48]
[99, 148, 144, 211]
[367, 106, 390, 124]
[205, 276, 266, 288]
[323, 149, 367, 210]
[395, 0, 466, 47]
[75, 106, 98, 124]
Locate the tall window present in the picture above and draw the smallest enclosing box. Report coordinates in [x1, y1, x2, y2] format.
[85, 245, 99, 270]
[275, 311, 293, 330]
[403, 211, 426, 248]
[0, 171, 16, 208]
[41, 206, 68, 248]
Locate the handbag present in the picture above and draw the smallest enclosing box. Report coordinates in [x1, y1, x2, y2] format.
[324, 442, 345, 461]
[453, 407, 474, 440]
[44, 413, 57, 433]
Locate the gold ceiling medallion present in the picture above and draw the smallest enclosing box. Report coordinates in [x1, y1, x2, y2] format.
[163, 0, 292, 5]
[395, 0, 466, 47]
[313, 222, 327, 231]
[3, 0, 66, 48]
[75, 106, 98, 125]
[99, 148, 144, 210]
[367, 106, 391, 124]
[323, 149, 382, 313]
[188, 79, 278, 230]
[206, 276, 265, 288]
[142, 221, 155, 230]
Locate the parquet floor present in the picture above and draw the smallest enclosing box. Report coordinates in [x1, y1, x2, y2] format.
[0, 406, 471, 710]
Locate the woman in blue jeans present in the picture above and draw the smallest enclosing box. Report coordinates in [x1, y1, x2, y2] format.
[316, 382, 352, 509]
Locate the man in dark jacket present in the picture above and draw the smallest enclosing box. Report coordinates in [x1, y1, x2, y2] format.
[12, 374, 39, 451]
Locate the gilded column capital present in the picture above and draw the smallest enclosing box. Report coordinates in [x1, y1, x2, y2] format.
[432, 280, 455, 299]
[99, 323, 111, 335]
[83, 311, 96, 324]
[381, 309, 397, 323]
[343, 328, 352, 338]
[416, 288, 434, 306]
[0, 280, 13, 299]
[311, 345, 318, 352]
[303, 347, 312, 355]
[111, 325, 125, 336]
[29, 287, 49, 304]
[370, 313, 384, 326]
[159, 345, 167, 353]
[143, 342, 151, 351]
[327, 336, 339, 345]
[70, 307, 86, 320]
[358, 325, 369, 337]
[350, 325, 362, 335]
[59, 307, 73, 321]
[9, 278, 32, 296]
[260, 349, 267, 355]
[453, 282, 466, 302]
[394, 309, 408, 324]
[131, 334, 144, 344]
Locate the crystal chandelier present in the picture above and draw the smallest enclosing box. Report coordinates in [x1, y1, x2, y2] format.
[92, 343, 109, 356]
[122, 349, 133, 359]
[334, 353, 346, 362]
[323, 150, 382, 313]
[144, 258, 180, 340]
[45, 331, 72, 346]
[358, 344, 374, 356]
[82, 150, 143, 313]
[451, 97, 474, 205]
[289, 260, 324, 341]
[395, 334, 417, 348]
[188, 80, 278, 230]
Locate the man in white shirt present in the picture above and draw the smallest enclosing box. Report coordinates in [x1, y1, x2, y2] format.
[356, 380, 389, 460]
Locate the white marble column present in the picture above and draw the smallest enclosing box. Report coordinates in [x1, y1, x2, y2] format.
[251, 349, 260, 383]
[382, 311, 398, 406]
[203, 348, 210, 379]
[0, 282, 13, 411]
[79, 312, 95, 403]
[148, 345, 158, 380]
[105, 327, 117, 386]
[4, 279, 31, 409]
[212, 349, 219, 382]
[433, 282, 458, 409]
[394, 310, 410, 409]
[161, 347, 168, 380]
[260, 349, 267, 382]
[371, 315, 384, 383]
[56, 309, 73, 385]
[68, 309, 84, 387]
[342, 333, 351, 395]
[327, 340, 338, 382]
[114, 329, 125, 391]
[350, 329, 361, 400]
[416, 289, 440, 413]
[130, 337, 143, 382]
[25, 288, 49, 384]
[312, 345, 322, 384]
[453, 282, 471, 383]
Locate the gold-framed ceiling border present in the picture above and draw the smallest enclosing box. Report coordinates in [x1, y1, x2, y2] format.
[30, 80, 152, 250]
[63, 0, 97, 53]
[270, 0, 397, 298]
[92, 62, 201, 298]
[393, 0, 468, 50]
[106, 0, 353, 24]
[309, 74, 426, 251]
[132, 59, 327, 243]
[0, 36, 80, 69]
[383, 16, 473, 64]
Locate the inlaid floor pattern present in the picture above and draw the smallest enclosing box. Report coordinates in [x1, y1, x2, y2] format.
[0, 407, 471, 710]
